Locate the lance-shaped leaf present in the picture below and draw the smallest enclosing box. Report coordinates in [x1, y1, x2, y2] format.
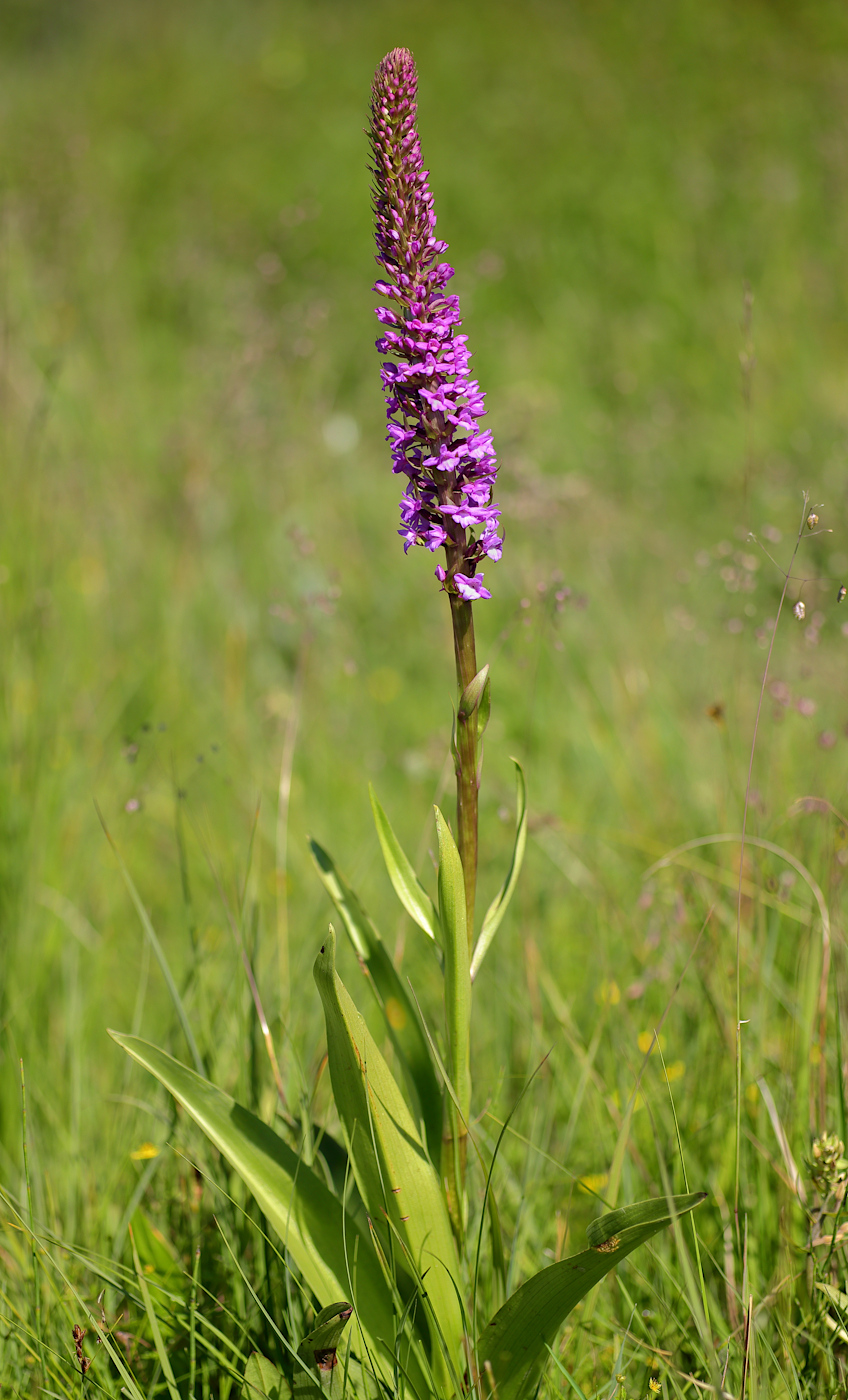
[471, 761, 527, 982]
[293, 1301, 352, 1400]
[370, 787, 440, 944]
[476, 673, 491, 741]
[476, 1191, 707, 1400]
[313, 930, 463, 1378]
[109, 1032, 400, 1384]
[435, 808, 471, 1128]
[309, 837, 442, 1163]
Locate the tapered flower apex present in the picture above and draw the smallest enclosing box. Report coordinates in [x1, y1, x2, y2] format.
[368, 49, 502, 600]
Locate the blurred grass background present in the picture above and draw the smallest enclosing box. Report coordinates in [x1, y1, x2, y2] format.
[4, 0, 848, 1392]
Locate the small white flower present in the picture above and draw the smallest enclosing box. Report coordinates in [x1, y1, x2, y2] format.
[794, 600, 806, 621]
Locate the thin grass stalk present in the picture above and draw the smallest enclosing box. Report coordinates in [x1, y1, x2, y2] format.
[189, 806, 290, 1116]
[20, 1063, 45, 1390]
[734, 494, 810, 1238]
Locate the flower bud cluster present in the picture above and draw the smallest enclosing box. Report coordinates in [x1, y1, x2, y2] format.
[808, 1131, 848, 1197]
[368, 48, 502, 601]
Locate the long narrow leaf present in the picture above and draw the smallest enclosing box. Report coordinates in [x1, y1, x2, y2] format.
[110, 1032, 399, 1382]
[370, 787, 440, 943]
[129, 1224, 181, 1400]
[309, 837, 442, 1162]
[476, 1191, 707, 1400]
[471, 761, 527, 981]
[313, 929, 463, 1381]
[435, 808, 471, 1127]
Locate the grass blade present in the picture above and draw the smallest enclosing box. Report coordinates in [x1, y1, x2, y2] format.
[129, 1223, 181, 1400]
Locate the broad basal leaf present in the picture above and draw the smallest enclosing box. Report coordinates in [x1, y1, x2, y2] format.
[313, 930, 463, 1383]
[110, 1033, 398, 1382]
[476, 1191, 707, 1400]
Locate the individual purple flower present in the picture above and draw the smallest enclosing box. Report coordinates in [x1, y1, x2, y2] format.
[368, 48, 502, 599]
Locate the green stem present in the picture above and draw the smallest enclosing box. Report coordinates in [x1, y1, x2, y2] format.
[438, 586, 479, 1238]
[449, 591, 478, 952]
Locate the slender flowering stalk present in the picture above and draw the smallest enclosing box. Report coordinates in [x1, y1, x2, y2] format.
[368, 47, 499, 943]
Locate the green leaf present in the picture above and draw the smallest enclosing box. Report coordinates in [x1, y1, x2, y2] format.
[486, 1182, 507, 1312]
[294, 1301, 353, 1400]
[434, 808, 470, 1127]
[243, 1352, 291, 1400]
[109, 1032, 399, 1383]
[477, 674, 492, 741]
[129, 1209, 181, 1337]
[476, 1191, 707, 1400]
[131, 1208, 180, 1278]
[370, 787, 440, 943]
[817, 1283, 848, 1344]
[309, 838, 442, 1163]
[471, 761, 527, 981]
[130, 1223, 181, 1400]
[313, 929, 463, 1382]
[458, 664, 490, 722]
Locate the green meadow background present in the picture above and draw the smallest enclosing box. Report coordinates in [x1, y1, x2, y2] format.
[3, 0, 848, 1393]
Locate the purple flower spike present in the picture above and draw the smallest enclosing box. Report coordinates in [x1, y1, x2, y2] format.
[368, 48, 501, 599]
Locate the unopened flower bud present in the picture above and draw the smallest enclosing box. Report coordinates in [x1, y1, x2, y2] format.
[808, 1131, 848, 1195]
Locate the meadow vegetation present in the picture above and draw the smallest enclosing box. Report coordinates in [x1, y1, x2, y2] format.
[3, 1, 848, 1395]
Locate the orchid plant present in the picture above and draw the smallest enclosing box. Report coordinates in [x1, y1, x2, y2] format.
[112, 48, 704, 1400]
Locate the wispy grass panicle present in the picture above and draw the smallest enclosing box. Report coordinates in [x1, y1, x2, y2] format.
[368, 47, 502, 603]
